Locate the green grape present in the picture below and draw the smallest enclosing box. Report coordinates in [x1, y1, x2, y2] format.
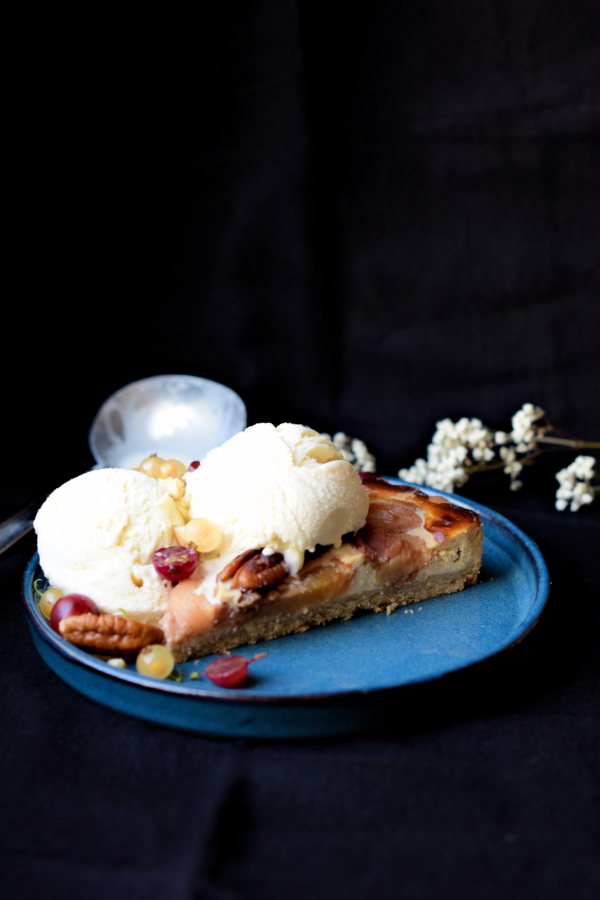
[136, 644, 174, 679]
[39, 588, 63, 620]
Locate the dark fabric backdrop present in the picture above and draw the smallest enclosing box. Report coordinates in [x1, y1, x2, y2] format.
[3, 2, 599, 898]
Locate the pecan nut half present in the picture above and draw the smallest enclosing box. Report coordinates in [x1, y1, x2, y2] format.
[58, 613, 165, 659]
[217, 549, 260, 583]
[236, 553, 289, 590]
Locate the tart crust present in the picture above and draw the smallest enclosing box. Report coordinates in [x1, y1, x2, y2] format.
[161, 480, 483, 662]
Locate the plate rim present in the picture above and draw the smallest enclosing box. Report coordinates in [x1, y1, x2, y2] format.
[22, 480, 551, 705]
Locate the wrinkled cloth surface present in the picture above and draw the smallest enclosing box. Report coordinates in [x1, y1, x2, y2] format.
[2, 2, 599, 898]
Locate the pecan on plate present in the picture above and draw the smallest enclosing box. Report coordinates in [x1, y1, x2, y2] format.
[58, 613, 164, 659]
[235, 553, 289, 590]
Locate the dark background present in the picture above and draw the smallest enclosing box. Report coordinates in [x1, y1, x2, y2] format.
[2, 2, 599, 897]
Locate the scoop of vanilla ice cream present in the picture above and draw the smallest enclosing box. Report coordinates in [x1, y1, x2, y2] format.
[184, 423, 369, 574]
[34, 468, 179, 623]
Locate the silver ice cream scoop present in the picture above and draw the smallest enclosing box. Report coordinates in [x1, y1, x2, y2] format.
[0, 374, 247, 554]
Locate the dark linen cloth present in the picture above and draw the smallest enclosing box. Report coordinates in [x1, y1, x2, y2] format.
[2, 3, 599, 898]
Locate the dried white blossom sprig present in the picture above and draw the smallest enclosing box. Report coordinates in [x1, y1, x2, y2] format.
[555, 456, 598, 512]
[497, 403, 546, 453]
[399, 417, 495, 493]
[321, 432, 377, 473]
[398, 403, 599, 511]
[498, 446, 524, 491]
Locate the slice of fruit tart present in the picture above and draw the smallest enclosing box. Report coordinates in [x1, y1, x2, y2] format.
[161, 476, 482, 662]
[34, 423, 483, 667]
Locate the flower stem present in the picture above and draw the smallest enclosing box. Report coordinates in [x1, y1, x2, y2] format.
[536, 435, 600, 448]
[468, 461, 506, 474]
[469, 456, 538, 475]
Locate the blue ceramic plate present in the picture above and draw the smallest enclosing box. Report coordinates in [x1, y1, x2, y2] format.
[22, 481, 549, 739]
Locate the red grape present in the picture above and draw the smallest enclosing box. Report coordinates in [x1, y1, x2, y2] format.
[50, 594, 99, 633]
[153, 545, 198, 581]
[204, 653, 267, 688]
[188, 460, 200, 471]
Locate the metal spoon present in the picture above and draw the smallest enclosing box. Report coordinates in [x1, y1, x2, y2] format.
[0, 374, 247, 554]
